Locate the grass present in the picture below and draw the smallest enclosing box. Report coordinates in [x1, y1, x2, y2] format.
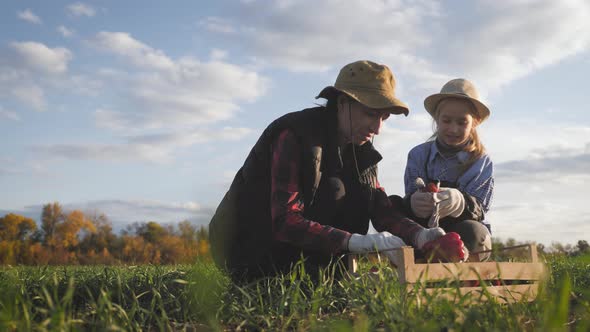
[0, 254, 589, 331]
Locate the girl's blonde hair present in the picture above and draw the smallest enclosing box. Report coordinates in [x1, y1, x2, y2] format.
[429, 97, 485, 170]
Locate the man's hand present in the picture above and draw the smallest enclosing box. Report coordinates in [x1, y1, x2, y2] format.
[411, 191, 435, 218]
[435, 188, 465, 218]
[347, 232, 406, 266]
[421, 232, 468, 262]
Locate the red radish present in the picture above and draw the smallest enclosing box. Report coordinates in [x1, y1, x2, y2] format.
[422, 232, 466, 262]
[426, 182, 439, 193]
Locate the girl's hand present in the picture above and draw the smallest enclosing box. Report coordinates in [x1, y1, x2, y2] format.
[435, 188, 465, 218]
[410, 191, 435, 218]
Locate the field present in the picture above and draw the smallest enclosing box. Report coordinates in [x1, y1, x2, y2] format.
[0, 255, 589, 331]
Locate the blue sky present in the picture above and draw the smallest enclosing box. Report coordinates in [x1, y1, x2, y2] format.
[1, 0, 589, 246]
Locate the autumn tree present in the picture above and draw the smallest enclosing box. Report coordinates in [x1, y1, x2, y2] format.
[137, 221, 168, 243]
[0, 213, 36, 241]
[0, 213, 37, 264]
[55, 210, 97, 250]
[120, 235, 152, 264]
[41, 202, 65, 246]
[79, 211, 118, 264]
[79, 211, 115, 249]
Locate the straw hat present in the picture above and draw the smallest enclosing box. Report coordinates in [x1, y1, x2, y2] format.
[424, 78, 490, 122]
[316, 60, 409, 115]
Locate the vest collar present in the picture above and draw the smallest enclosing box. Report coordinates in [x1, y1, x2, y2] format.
[339, 141, 382, 173]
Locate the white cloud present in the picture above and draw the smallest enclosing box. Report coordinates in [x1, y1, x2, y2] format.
[210, 0, 439, 73]
[484, 120, 590, 163]
[90, 32, 268, 132]
[0, 157, 25, 177]
[17, 9, 42, 24]
[10, 41, 72, 75]
[67, 2, 96, 17]
[32, 126, 254, 163]
[488, 178, 590, 246]
[126, 127, 254, 146]
[439, 0, 590, 92]
[199, 17, 236, 34]
[94, 32, 175, 71]
[97, 67, 125, 78]
[31, 142, 174, 164]
[202, 0, 590, 96]
[0, 106, 20, 121]
[0, 31, 264, 164]
[0, 41, 101, 110]
[57, 25, 75, 37]
[210, 48, 228, 61]
[494, 147, 590, 182]
[11, 84, 46, 111]
[60, 74, 103, 96]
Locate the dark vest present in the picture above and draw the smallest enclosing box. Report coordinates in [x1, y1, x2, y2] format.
[209, 107, 382, 279]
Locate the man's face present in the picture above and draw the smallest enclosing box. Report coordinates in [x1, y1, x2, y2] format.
[336, 97, 391, 146]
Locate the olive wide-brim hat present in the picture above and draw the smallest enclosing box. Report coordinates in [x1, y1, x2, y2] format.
[424, 78, 490, 122]
[316, 60, 409, 116]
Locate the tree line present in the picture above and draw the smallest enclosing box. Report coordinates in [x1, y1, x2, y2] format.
[490, 237, 590, 261]
[0, 202, 210, 265]
[1, 201, 588, 265]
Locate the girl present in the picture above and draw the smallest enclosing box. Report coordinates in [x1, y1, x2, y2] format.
[404, 78, 494, 261]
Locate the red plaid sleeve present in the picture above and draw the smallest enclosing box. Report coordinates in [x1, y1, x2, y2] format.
[270, 129, 350, 254]
[371, 180, 425, 246]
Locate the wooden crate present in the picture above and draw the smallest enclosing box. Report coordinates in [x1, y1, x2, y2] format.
[347, 244, 546, 303]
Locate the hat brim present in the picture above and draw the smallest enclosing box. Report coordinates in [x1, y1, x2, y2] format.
[424, 93, 490, 122]
[316, 86, 409, 116]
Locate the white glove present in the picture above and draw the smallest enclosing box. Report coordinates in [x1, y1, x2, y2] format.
[410, 191, 435, 218]
[435, 188, 465, 218]
[414, 227, 446, 249]
[348, 231, 406, 266]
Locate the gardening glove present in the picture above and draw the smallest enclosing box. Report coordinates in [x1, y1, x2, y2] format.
[422, 232, 469, 263]
[410, 191, 435, 219]
[428, 192, 448, 228]
[414, 227, 446, 249]
[348, 232, 406, 266]
[435, 188, 465, 219]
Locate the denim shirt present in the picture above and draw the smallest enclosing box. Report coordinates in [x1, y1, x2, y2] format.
[404, 140, 494, 225]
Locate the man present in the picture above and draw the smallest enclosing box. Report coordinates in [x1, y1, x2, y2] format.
[209, 60, 465, 282]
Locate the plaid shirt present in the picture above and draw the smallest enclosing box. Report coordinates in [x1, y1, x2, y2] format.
[271, 129, 423, 255]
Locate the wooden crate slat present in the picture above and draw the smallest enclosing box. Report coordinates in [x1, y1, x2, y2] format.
[404, 262, 545, 283]
[416, 284, 539, 303]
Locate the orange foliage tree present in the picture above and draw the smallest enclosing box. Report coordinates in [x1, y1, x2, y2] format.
[1, 202, 212, 265]
[0, 213, 37, 264]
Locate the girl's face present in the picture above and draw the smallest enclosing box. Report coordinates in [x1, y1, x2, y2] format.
[336, 96, 390, 146]
[436, 98, 476, 146]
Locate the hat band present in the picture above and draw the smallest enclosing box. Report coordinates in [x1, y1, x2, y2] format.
[337, 83, 392, 94]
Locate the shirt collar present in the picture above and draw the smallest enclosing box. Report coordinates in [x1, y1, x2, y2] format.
[429, 140, 470, 164]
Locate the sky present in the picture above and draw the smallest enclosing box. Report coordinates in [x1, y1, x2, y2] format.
[1, 0, 589, 246]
